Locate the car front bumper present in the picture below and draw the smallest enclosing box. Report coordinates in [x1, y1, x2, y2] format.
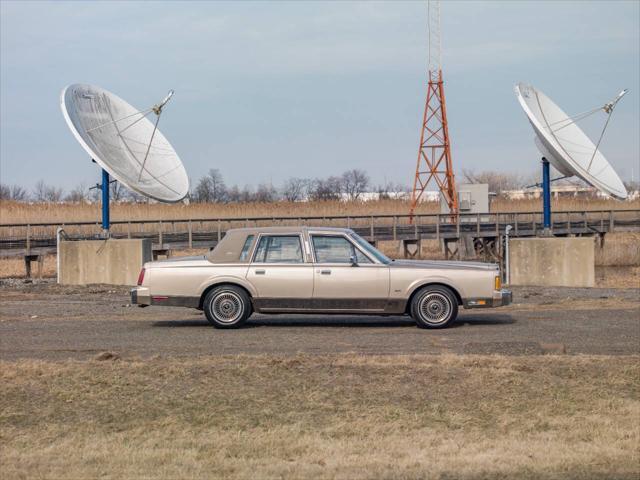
[464, 289, 512, 309]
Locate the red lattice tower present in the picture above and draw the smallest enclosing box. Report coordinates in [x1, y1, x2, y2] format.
[410, 0, 458, 220]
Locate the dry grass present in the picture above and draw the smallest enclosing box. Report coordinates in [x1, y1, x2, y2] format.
[1, 354, 638, 479]
[1, 197, 638, 225]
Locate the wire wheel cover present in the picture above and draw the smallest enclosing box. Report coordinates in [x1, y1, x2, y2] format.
[211, 291, 243, 323]
[419, 292, 452, 324]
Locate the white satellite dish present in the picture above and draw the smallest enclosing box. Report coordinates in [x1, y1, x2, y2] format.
[61, 84, 189, 203]
[515, 82, 628, 200]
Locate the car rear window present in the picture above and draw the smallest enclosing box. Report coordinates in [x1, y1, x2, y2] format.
[239, 235, 254, 262]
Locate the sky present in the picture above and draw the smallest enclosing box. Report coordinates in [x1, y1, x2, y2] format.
[1, 0, 639, 194]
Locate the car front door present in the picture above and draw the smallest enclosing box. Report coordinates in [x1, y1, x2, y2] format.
[310, 233, 390, 311]
[246, 234, 313, 311]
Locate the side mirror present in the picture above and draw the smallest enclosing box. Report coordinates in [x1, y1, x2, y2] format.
[349, 255, 358, 267]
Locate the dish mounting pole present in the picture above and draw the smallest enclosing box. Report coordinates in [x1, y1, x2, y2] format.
[410, 0, 458, 223]
[101, 168, 110, 234]
[542, 158, 551, 234]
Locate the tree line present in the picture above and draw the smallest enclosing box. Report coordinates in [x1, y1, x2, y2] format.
[3, 169, 632, 203]
[0, 169, 404, 203]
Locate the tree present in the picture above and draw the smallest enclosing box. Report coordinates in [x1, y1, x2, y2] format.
[65, 183, 89, 203]
[33, 180, 64, 202]
[341, 169, 370, 200]
[254, 183, 278, 203]
[376, 181, 408, 200]
[193, 169, 227, 203]
[0, 183, 29, 201]
[281, 177, 309, 202]
[461, 169, 534, 194]
[110, 181, 126, 202]
[308, 176, 343, 201]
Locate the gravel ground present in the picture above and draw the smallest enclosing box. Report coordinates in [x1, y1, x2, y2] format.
[1, 279, 638, 360]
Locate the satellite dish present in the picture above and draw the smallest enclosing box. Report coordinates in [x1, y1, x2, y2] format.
[60, 84, 189, 203]
[515, 82, 628, 200]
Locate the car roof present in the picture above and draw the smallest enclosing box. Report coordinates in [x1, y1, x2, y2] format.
[223, 226, 353, 235]
[206, 226, 354, 264]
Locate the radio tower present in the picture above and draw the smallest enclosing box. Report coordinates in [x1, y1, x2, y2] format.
[410, 0, 458, 220]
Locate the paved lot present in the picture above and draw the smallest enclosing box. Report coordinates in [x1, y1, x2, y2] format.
[1, 280, 638, 360]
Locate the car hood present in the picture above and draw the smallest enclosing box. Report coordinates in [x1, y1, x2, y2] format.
[389, 259, 498, 271]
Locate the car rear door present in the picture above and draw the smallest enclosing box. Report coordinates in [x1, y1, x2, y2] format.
[310, 233, 390, 311]
[246, 233, 313, 311]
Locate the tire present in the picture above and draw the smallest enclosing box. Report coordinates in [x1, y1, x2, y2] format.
[410, 285, 458, 329]
[203, 285, 252, 329]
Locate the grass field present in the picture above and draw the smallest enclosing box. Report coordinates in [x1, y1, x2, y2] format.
[1, 354, 638, 479]
[1, 197, 638, 225]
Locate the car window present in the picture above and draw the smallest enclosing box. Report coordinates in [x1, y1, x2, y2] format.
[350, 233, 392, 264]
[253, 235, 304, 263]
[311, 235, 372, 264]
[239, 235, 254, 262]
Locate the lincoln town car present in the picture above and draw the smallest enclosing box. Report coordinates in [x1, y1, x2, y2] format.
[131, 227, 511, 328]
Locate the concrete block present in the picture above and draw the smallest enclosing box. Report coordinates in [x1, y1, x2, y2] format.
[509, 237, 594, 287]
[58, 239, 152, 286]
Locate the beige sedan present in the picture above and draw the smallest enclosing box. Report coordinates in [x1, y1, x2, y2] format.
[131, 226, 511, 328]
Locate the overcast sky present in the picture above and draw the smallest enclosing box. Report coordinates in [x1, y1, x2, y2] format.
[1, 0, 638, 193]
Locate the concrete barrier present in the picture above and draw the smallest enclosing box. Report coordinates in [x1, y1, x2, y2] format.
[509, 237, 594, 287]
[58, 239, 152, 286]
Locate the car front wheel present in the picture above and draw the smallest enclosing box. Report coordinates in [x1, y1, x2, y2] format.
[203, 285, 252, 329]
[410, 285, 458, 329]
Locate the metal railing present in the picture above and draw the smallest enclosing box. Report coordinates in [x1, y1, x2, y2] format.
[1, 209, 638, 256]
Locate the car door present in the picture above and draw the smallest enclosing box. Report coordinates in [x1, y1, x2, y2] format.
[310, 233, 390, 311]
[246, 233, 313, 311]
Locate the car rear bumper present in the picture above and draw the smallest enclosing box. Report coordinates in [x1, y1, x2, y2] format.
[130, 287, 151, 307]
[130, 287, 199, 308]
[463, 289, 512, 309]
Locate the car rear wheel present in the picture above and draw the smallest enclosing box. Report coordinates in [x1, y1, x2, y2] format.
[410, 285, 458, 329]
[203, 285, 252, 329]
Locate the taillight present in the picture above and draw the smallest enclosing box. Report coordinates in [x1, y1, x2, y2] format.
[137, 268, 146, 286]
[495, 275, 501, 290]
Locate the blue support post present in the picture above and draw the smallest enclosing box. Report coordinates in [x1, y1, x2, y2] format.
[542, 158, 551, 232]
[101, 169, 110, 232]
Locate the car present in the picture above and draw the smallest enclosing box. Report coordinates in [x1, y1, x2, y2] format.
[131, 226, 512, 329]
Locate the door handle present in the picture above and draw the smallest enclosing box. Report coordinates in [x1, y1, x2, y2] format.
[320, 269, 331, 275]
[255, 269, 266, 275]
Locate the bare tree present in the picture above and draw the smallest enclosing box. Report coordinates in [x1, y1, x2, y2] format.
[376, 181, 408, 200]
[33, 180, 48, 202]
[109, 181, 127, 202]
[65, 183, 89, 203]
[193, 169, 227, 203]
[33, 180, 64, 202]
[125, 189, 147, 203]
[254, 183, 278, 202]
[0, 183, 29, 201]
[308, 176, 343, 201]
[461, 169, 532, 194]
[281, 177, 309, 202]
[341, 169, 370, 200]
[624, 180, 640, 193]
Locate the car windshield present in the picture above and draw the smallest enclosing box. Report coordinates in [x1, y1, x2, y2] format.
[349, 232, 392, 264]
